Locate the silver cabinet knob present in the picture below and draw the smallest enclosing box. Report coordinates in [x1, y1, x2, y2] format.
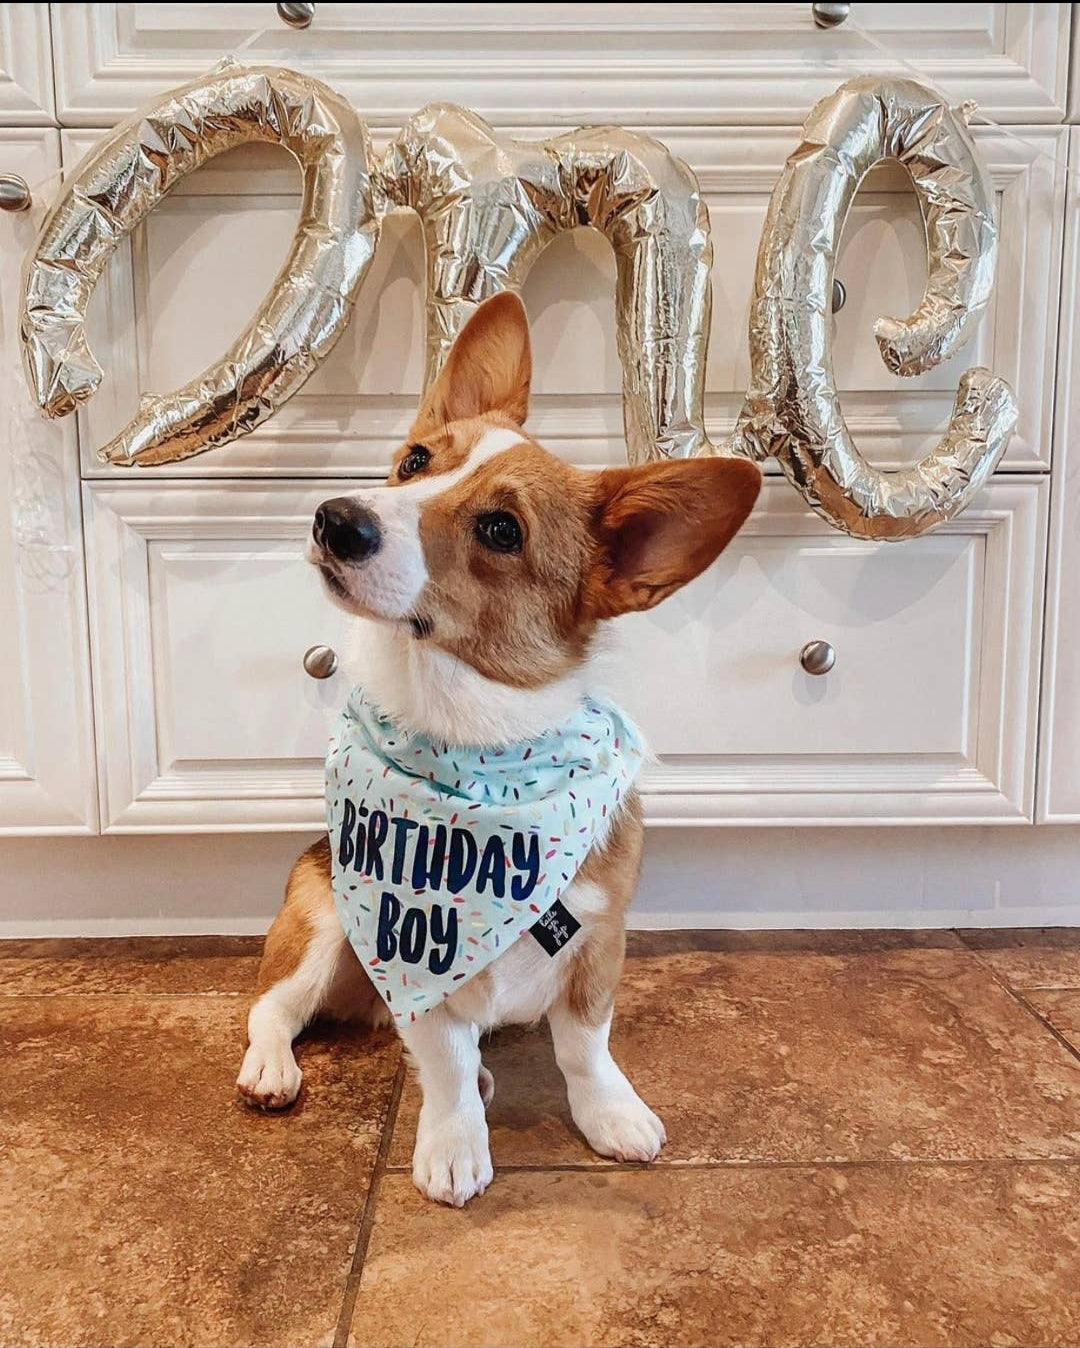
[0, 174, 31, 213]
[800, 640, 836, 676]
[832, 278, 846, 313]
[277, 2, 315, 27]
[303, 644, 338, 679]
[813, 3, 851, 27]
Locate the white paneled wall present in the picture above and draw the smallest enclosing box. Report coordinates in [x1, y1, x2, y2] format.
[0, 4, 1078, 929]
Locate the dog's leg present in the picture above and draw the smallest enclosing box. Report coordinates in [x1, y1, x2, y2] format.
[237, 905, 343, 1109]
[237, 839, 376, 1109]
[547, 804, 662, 1161]
[401, 1008, 493, 1206]
[549, 980, 666, 1164]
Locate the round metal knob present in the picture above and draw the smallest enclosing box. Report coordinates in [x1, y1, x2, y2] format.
[303, 644, 338, 679]
[0, 174, 31, 213]
[813, 3, 851, 28]
[832, 278, 846, 313]
[799, 640, 836, 676]
[277, 2, 315, 27]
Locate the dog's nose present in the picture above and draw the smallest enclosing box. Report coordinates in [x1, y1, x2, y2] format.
[313, 498, 382, 562]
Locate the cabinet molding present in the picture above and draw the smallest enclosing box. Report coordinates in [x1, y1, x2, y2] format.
[0, 6, 54, 123]
[1037, 126, 1080, 821]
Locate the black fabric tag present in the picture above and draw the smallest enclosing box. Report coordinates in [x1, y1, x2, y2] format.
[529, 898, 581, 957]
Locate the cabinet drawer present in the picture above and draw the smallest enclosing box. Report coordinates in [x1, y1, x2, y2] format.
[603, 480, 1046, 824]
[84, 483, 352, 831]
[51, 4, 1069, 127]
[70, 122, 1065, 481]
[84, 478, 1046, 832]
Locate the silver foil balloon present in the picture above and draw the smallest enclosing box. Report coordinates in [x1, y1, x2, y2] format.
[725, 75, 1018, 539]
[21, 61, 379, 466]
[19, 66, 1016, 538]
[380, 103, 716, 462]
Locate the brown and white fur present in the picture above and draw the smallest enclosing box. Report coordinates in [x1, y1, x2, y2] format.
[237, 293, 761, 1206]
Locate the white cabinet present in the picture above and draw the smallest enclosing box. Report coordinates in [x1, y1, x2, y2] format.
[0, 4, 1068, 843]
[68, 125, 1065, 480]
[84, 479, 1045, 831]
[0, 131, 97, 833]
[51, 4, 1070, 127]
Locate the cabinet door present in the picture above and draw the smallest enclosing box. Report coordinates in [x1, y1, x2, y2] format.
[0, 5, 53, 123]
[69, 125, 1065, 482]
[0, 132, 97, 833]
[84, 478, 1045, 832]
[52, 4, 1068, 127]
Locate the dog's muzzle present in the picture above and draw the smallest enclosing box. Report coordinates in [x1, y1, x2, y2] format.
[313, 497, 382, 562]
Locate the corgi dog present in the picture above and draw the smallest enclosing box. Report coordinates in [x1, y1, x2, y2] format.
[236, 293, 760, 1206]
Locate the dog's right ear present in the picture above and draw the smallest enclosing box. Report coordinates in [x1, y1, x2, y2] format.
[409, 292, 532, 437]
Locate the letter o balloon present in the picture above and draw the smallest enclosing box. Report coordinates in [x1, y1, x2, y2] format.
[21, 61, 380, 466]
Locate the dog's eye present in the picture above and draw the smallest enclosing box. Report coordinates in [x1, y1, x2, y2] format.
[398, 445, 430, 480]
[475, 511, 523, 555]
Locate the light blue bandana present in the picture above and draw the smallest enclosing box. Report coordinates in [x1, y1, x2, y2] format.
[326, 688, 646, 1025]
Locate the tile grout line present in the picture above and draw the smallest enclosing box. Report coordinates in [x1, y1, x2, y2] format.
[381, 1156, 1080, 1176]
[952, 932, 1080, 1069]
[952, 929, 1080, 994]
[998, 983, 1080, 1068]
[333, 1055, 407, 1348]
[0, 991, 249, 999]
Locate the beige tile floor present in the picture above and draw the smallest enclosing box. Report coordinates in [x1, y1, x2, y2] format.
[2, 929, 1080, 1348]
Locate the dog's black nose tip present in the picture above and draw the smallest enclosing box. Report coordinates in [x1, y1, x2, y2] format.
[313, 497, 381, 562]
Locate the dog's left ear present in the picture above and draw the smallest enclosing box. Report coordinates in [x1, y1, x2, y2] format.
[410, 292, 532, 436]
[587, 457, 762, 618]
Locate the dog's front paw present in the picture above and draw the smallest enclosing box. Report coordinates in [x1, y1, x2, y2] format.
[236, 1041, 302, 1110]
[570, 1086, 666, 1163]
[412, 1106, 493, 1206]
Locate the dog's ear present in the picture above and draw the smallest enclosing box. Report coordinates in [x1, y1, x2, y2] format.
[586, 457, 762, 618]
[410, 292, 532, 435]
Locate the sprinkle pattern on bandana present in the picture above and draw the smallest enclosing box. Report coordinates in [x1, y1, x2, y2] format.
[325, 688, 645, 1024]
